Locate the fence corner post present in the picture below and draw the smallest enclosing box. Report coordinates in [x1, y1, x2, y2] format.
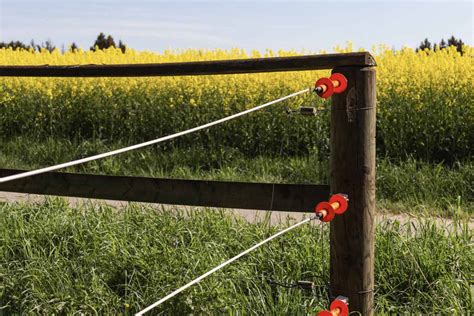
[329, 65, 376, 315]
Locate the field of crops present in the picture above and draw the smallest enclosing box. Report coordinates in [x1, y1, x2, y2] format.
[1, 45, 473, 211]
[0, 45, 472, 162]
[0, 45, 473, 313]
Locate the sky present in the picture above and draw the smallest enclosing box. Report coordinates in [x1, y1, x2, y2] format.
[0, 0, 472, 53]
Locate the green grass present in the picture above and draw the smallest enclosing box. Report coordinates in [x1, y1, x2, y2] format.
[1, 138, 472, 215]
[0, 199, 472, 314]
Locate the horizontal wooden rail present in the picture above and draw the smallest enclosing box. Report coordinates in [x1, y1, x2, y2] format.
[0, 52, 375, 77]
[0, 169, 329, 212]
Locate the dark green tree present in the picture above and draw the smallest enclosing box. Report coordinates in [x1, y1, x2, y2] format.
[0, 39, 55, 52]
[90, 33, 126, 52]
[69, 42, 79, 52]
[91, 32, 109, 50]
[118, 40, 126, 53]
[447, 35, 464, 54]
[0, 40, 33, 50]
[416, 38, 432, 52]
[105, 35, 115, 48]
[39, 40, 55, 52]
[439, 39, 447, 49]
[417, 36, 465, 55]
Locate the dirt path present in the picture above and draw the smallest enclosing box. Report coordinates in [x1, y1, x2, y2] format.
[1, 191, 472, 230]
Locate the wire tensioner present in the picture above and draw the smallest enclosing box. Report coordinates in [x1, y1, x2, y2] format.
[317, 296, 349, 316]
[314, 73, 348, 99]
[314, 194, 349, 222]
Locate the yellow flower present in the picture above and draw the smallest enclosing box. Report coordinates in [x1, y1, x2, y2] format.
[0, 44, 471, 112]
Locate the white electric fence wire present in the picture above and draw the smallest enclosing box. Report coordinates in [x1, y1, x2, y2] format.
[0, 88, 309, 184]
[135, 216, 314, 315]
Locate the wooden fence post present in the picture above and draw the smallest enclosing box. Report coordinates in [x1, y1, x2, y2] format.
[330, 66, 376, 315]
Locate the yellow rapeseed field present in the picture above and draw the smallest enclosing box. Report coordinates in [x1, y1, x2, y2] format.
[0, 45, 472, 161]
[0, 44, 471, 99]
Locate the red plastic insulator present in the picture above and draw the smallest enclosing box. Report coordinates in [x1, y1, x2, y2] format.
[314, 201, 335, 222]
[315, 77, 334, 99]
[329, 194, 349, 215]
[330, 299, 349, 316]
[330, 73, 348, 94]
[317, 299, 349, 316]
[314, 194, 349, 222]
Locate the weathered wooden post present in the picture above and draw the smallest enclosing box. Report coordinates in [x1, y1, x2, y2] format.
[330, 65, 376, 315]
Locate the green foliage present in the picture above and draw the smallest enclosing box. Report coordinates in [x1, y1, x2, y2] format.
[377, 86, 473, 163]
[0, 137, 472, 214]
[0, 200, 471, 314]
[0, 82, 330, 158]
[90, 32, 126, 52]
[418, 38, 432, 51]
[376, 159, 473, 214]
[417, 35, 466, 55]
[0, 39, 56, 52]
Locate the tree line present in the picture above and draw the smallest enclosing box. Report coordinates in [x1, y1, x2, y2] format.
[0, 33, 126, 53]
[0, 33, 467, 54]
[416, 36, 465, 55]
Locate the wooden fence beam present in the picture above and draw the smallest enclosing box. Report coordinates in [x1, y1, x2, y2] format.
[0, 169, 329, 212]
[0, 52, 375, 77]
[330, 66, 376, 314]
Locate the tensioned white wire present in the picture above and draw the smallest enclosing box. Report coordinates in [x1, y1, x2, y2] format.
[135, 216, 315, 315]
[0, 88, 309, 184]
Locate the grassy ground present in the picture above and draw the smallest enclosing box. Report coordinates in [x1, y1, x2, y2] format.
[1, 138, 472, 216]
[1, 120, 472, 314]
[0, 199, 472, 314]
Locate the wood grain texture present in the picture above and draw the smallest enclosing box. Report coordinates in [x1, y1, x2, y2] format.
[0, 52, 375, 77]
[329, 66, 376, 315]
[0, 169, 329, 212]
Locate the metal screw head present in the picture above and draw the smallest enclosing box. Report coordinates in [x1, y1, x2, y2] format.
[335, 295, 349, 304]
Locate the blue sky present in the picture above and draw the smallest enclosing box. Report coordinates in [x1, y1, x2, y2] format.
[0, 0, 472, 52]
